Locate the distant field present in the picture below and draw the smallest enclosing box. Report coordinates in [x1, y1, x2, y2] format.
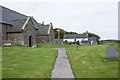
[2, 45, 58, 78]
[66, 44, 118, 78]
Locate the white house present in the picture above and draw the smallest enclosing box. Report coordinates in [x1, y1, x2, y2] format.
[63, 34, 88, 43]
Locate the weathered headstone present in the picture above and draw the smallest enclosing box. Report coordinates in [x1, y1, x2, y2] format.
[106, 46, 118, 60]
[90, 41, 93, 45]
[88, 41, 93, 46]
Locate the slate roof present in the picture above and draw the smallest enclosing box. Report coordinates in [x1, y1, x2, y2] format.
[88, 37, 97, 43]
[64, 34, 88, 39]
[0, 5, 28, 25]
[31, 17, 40, 29]
[7, 19, 26, 32]
[37, 23, 51, 36]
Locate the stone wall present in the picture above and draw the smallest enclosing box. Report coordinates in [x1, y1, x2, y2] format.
[0, 23, 12, 40]
[0, 23, 12, 46]
[23, 18, 36, 47]
[0, 23, 24, 46]
[7, 32, 24, 45]
[1, 24, 7, 41]
[37, 35, 49, 44]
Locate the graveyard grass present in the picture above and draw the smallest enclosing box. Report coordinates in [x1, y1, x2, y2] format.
[38, 43, 118, 78]
[2, 45, 58, 78]
[2, 43, 118, 78]
[66, 44, 118, 78]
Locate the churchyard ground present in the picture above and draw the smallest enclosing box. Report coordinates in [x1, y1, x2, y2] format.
[2, 45, 58, 78]
[2, 43, 118, 78]
[39, 43, 118, 78]
[66, 44, 118, 78]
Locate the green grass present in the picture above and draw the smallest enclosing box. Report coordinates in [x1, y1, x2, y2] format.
[2, 43, 119, 78]
[2, 45, 58, 78]
[0, 47, 2, 78]
[66, 44, 118, 78]
[37, 43, 76, 48]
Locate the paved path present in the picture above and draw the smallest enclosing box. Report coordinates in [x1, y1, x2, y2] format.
[51, 48, 75, 79]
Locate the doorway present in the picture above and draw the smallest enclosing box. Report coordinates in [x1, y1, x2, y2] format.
[29, 36, 32, 47]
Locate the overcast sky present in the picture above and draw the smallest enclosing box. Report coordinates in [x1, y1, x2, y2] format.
[0, 0, 119, 40]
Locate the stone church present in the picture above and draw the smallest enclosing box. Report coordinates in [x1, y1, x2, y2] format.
[0, 5, 39, 47]
[0, 5, 55, 47]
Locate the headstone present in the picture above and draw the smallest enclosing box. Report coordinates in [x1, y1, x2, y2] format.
[106, 46, 118, 60]
[90, 41, 93, 45]
[89, 41, 93, 45]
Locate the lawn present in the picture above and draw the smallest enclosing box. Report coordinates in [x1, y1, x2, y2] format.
[0, 47, 2, 78]
[2, 43, 119, 78]
[2, 45, 58, 78]
[37, 43, 76, 48]
[66, 44, 118, 78]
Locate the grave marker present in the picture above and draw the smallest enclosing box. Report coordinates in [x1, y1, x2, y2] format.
[106, 46, 118, 60]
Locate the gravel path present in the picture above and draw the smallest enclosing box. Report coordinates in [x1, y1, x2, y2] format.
[51, 48, 75, 79]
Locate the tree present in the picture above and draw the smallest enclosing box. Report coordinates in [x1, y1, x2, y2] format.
[54, 28, 77, 39]
[87, 32, 100, 43]
[66, 32, 77, 34]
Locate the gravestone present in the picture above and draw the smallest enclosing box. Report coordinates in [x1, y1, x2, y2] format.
[90, 41, 93, 45]
[106, 46, 118, 60]
[88, 41, 93, 46]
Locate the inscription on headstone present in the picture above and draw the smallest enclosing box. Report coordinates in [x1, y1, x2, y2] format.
[106, 46, 118, 60]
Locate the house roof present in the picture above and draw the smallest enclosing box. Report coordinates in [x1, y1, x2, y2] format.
[64, 34, 88, 39]
[37, 23, 52, 36]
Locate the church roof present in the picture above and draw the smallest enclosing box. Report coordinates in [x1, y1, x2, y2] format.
[0, 5, 28, 25]
[37, 23, 52, 36]
[7, 19, 26, 32]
